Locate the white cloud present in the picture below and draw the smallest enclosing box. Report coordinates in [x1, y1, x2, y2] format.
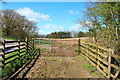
[38, 23, 88, 35]
[38, 30, 51, 35]
[43, 24, 64, 31]
[16, 8, 51, 22]
[67, 10, 80, 15]
[70, 24, 83, 32]
[38, 30, 43, 33]
[38, 30, 52, 35]
[37, 24, 64, 35]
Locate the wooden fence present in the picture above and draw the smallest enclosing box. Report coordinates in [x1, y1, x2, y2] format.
[78, 39, 120, 79]
[0, 38, 119, 79]
[0, 38, 40, 68]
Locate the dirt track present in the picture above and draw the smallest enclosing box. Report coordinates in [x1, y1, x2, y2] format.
[17, 38, 102, 78]
[17, 56, 99, 78]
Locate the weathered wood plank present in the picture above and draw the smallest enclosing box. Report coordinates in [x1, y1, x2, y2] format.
[114, 69, 120, 78]
[81, 44, 108, 58]
[97, 60, 108, 73]
[82, 45, 108, 65]
[20, 47, 26, 50]
[2, 40, 5, 68]
[81, 46, 97, 59]
[81, 53, 96, 67]
[5, 49, 18, 55]
[80, 41, 119, 79]
[20, 44, 26, 46]
[81, 42, 109, 52]
[5, 45, 19, 50]
[5, 53, 18, 60]
[111, 54, 120, 59]
[4, 40, 18, 43]
[20, 41, 26, 42]
[5, 57, 19, 65]
[20, 50, 26, 54]
[97, 66, 107, 77]
[97, 56, 108, 65]
[110, 73, 115, 78]
[18, 40, 21, 58]
[111, 64, 119, 70]
[81, 47, 97, 63]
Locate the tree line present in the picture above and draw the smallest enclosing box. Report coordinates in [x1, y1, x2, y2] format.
[46, 31, 92, 38]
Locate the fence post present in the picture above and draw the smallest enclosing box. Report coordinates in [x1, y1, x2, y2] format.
[39, 49, 40, 55]
[51, 40, 53, 53]
[53, 40, 55, 53]
[2, 40, 5, 68]
[108, 49, 112, 78]
[96, 44, 100, 71]
[25, 38, 28, 54]
[18, 40, 21, 58]
[32, 38, 34, 49]
[78, 38, 81, 55]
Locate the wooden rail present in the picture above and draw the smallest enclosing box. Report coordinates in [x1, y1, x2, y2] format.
[78, 39, 120, 79]
[0, 40, 25, 68]
[0, 38, 40, 68]
[0, 38, 119, 79]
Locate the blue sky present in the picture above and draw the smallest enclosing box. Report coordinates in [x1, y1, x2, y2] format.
[5, 0, 98, 2]
[2, 2, 89, 35]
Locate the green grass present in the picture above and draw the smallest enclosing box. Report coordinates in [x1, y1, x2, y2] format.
[2, 49, 40, 77]
[75, 54, 103, 77]
[5, 52, 18, 58]
[34, 40, 56, 45]
[0, 49, 25, 68]
[1, 38, 18, 41]
[75, 48, 80, 52]
[75, 54, 96, 71]
[0, 49, 26, 65]
[5, 49, 26, 63]
[82, 64, 96, 71]
[40, 48, 47, 52]
[1, 39, 48, 77]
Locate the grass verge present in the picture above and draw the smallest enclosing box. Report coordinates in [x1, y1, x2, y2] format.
[75, 54, 103, 78]
[1, 49, 40, 77]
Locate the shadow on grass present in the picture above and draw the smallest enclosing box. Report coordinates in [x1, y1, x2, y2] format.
[10, 54, 40, 79]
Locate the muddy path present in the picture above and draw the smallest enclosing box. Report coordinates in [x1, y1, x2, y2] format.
[17, 39, 102, 78]
[17, 56, 99, 78]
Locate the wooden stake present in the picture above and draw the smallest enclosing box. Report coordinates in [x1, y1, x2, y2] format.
[78, 38, 81, 55]
[25, 38, 28, 54]
[2, 40, 5, 68]
[18, 40, 21, 58]
[32, 38, 34, 49]
[108, 49, 112, 78]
